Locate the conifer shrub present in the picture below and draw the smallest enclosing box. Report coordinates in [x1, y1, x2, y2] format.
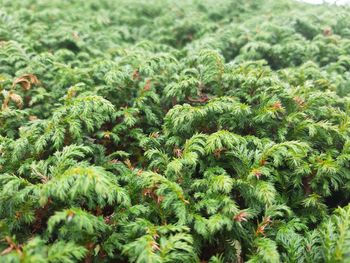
[0, 0, 350, 262]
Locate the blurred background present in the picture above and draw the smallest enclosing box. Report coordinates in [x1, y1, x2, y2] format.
[300, 0, 350, 4]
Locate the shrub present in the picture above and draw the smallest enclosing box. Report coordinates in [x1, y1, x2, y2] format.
[1, 0, 350, 262]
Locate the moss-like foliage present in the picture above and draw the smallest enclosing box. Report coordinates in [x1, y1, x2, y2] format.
[1, 0, 350, 262]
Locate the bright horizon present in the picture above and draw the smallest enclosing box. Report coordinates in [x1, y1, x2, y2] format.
[299, 0, 350, 4]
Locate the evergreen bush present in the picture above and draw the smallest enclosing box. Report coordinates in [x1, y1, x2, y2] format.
[0, 0, 350, 262]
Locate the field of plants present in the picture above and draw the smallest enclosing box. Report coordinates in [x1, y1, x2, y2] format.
[1, 0, 350, 262]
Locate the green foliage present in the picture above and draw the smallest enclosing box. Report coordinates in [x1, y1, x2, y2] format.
[1, 0, 350, 262]
[0, 237, 86, 263]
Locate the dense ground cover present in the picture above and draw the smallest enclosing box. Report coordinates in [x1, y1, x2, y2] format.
[1, 0, 350, 262]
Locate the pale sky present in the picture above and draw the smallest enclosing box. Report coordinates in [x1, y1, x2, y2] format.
[299, 0, 350, 4]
